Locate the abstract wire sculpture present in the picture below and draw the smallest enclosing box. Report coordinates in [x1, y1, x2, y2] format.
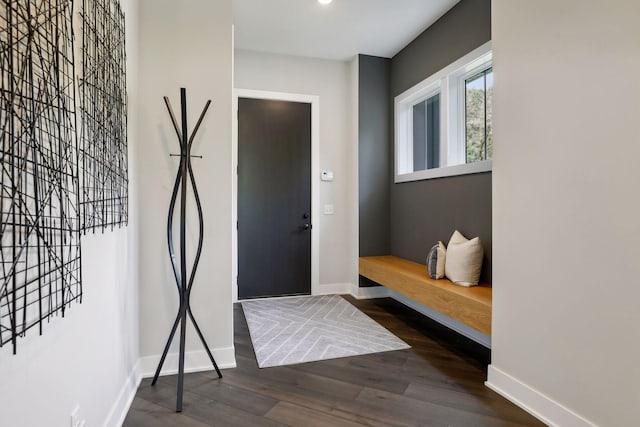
[151, 88, 222, 412]
[0, 0, 82, 354]
[79, 0, 128, 232]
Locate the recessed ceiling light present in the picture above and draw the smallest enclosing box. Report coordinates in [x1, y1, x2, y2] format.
[318, 0, 332, 5]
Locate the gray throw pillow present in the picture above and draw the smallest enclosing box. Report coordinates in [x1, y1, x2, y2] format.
[426, 241, 446, 279]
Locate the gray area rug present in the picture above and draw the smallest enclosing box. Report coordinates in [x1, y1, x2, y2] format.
[241, 295, 410, 368]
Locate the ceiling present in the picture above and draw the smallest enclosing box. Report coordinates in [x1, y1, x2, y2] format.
[233, 0, 460, 61]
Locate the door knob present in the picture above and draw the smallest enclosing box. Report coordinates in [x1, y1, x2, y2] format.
[303, 213, 309, 219]
[302, 223, 310, 230]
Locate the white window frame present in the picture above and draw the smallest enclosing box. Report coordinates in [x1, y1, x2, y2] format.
[394, 41, 493, 183]
[396, 83, 441, 175]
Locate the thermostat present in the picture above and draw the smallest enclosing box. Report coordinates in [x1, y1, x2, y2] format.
[321, 170, 334, 181]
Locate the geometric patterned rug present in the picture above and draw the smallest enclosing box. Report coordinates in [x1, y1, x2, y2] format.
[241, 295, 410, 368]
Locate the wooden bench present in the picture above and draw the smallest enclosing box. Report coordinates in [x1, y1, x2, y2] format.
[359, 256, 492, 336]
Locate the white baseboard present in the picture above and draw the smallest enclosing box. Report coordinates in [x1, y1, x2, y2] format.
[486, 365, 596, 427]
[139, 346, 237, 378]
[316, 282, 352, 295]
[103, 359, 142, 427]
[389, 291, 491, 348]
[350, 284, 391, 299]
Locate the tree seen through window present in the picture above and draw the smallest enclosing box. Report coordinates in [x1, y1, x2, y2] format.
[465, 68, 493, 163]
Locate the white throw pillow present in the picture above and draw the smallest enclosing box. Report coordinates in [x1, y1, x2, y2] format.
[444, 230, 484, 286]
[426, 241, 446, 279]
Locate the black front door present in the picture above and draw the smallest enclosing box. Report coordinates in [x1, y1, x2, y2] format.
[238, 98, 312, 299]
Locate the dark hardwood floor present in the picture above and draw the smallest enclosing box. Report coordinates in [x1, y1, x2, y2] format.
[123, 296, 544, 426]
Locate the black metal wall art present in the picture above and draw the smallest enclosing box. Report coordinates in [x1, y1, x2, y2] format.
[1, 0, 127, 354]
[79, 0, 128, 232]
[0, 0, 81, 354]
[151, 88, 221, 412]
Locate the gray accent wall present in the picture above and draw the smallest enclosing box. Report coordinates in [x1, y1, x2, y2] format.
[391, 0, 491, 95]
[390, 0, 493, 282]
[358, 55, 391, 287]
[359, 55, 391, 257]
[391, 174, 492, 283]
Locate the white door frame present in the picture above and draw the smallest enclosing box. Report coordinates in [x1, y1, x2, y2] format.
[232, 89, 320, 302]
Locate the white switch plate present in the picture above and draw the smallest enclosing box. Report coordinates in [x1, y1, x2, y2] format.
[321, 170, 334, 181]
[323, 204, 334, 215]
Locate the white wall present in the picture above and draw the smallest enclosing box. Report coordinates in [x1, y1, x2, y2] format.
[0, 0, 140, 426]
[234, 50, 359, 290]
[489, 1, 640, 426]
[136, 0, 235, 374]
[348, 55, 360, 291]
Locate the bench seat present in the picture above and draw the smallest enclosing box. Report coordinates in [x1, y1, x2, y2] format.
[359, 256, 492, 336]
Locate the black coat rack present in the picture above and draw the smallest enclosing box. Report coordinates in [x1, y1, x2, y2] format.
[151, 88, 222, 412]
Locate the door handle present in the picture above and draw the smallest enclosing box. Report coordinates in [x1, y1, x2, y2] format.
[302, 223, 311, 230]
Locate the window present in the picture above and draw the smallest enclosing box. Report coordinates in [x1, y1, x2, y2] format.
[395, 42, 492, 182]
[412, 93, 440, 171]
[465, 68, 492, 163]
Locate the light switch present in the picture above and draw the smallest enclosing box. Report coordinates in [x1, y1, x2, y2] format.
[323, 204, 334, 215]
[321, 170, 334, 181]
